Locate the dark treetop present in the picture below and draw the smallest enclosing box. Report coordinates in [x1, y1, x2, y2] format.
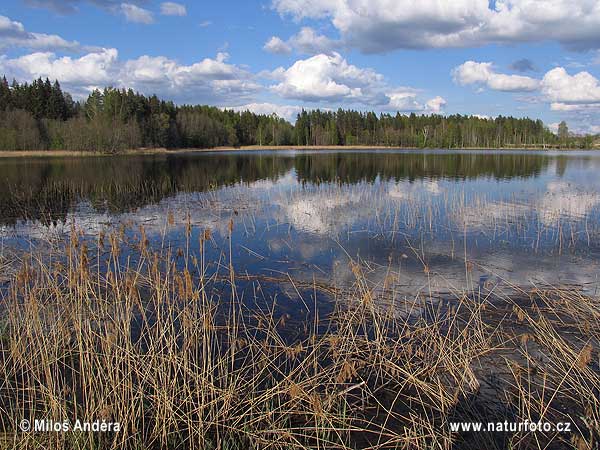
[0, 77, 596, 152]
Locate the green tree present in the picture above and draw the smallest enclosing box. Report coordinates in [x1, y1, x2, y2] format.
[558, 121, 569, 146]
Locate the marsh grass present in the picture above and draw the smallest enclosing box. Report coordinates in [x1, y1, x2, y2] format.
[0, 223, 598, 450]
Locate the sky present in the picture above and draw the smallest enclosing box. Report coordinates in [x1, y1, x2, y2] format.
[1, 0, 600, 133]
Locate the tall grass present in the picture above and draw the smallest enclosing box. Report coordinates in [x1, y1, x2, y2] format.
[0, 225, 598, 449]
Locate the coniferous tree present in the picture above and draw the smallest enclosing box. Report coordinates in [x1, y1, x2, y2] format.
[0, 76, 597, 152]
[0, 76, 10, 110]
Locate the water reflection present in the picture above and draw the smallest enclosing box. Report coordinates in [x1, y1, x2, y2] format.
[2, 150, 600, 298]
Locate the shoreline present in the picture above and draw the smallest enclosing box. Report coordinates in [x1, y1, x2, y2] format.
[0, 145, 597, 158]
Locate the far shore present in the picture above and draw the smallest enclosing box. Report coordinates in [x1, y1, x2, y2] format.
[0, 145, 598, 158]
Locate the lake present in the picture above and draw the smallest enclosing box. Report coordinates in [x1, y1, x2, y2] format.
[2, 149, 600, 302]
[3, 149, 600, 449]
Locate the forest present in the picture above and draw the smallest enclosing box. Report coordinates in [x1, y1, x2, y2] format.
[0, 76, 596, 152]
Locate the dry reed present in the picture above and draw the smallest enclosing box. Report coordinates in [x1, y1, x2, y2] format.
[0, 226, 598, 450]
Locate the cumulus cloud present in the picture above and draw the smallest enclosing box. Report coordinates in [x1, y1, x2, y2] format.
[453, 62, 600, 133]
[270, 52, 445, 112]
[0, 49, 260, 104]
[537, 68, 600, 134]
[120, 3, 154, 24]
[123, 52, 240, 83]
[0, 46, 441, 115]
[541, 67, 600, 104]
[386, 91, 446, 113]
[270, 52, 386, 103]
[426, 96, 447, 113]
[387, 91, 422, 111]
[0, 49, 118, 92]
[272, 0, 600, 52]
[264, 36, 292, 55]
[264, 27, 339, 55]
[0, 15, 84, 52]
[120, 52, 261, 103]
[452, 61, 540, 92]
[160, 2, 187, 16]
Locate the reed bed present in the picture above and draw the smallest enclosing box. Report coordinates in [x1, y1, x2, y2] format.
[0, 224, 598, 450]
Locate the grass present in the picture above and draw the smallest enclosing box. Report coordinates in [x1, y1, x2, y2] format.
[0, 222, 598, 450]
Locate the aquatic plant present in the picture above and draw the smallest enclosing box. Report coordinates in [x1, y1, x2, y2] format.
[0, 226, 597, 449]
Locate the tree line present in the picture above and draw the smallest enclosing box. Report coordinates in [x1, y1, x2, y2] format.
[0, 76, 596, 152]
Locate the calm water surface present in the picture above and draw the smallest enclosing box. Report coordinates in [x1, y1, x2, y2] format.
[2, 149, 600, 299]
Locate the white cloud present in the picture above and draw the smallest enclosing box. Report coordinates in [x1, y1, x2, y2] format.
[386, 90, 422, 111]
[289, 27, 338, 55]
[265, 27, 339, 55]
[541, 67, 600, 104]
[540, 69, 600, 134]
[160, 2, 187, 16]
[230, 103, 302, 121]
[272, 0, 334, 20]
[386, 91, 446, 113]
[0, 49, 118, 92]
[550, 103, 600, 112]
[546, 121, 597, 136]
[24, 0, 129, 14]
[270, 52, 385, 103]
[452, 62, 600, 132]
[0, 49, 260, 104]
[550, 103, 579, 112]
[270, 52, 444, 112]
[426, 96, 446, 113]
[264, 36, 292, 55]
[0, 15, 84, 52]
[272, 0, 600, 52]
[24, 1, 160, 24]
[123, 52, 240, 83]
[452, 61, 540, 92]
[120, 52, 260, 102]
[120, 3, 154, 24]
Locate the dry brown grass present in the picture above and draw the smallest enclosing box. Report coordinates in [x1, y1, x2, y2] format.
[0, 227, 598, 449]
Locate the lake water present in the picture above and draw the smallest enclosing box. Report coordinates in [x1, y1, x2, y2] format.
[2, 149, 600, 302]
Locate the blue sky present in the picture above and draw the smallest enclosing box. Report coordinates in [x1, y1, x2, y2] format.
[1, 0, 600, 133]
